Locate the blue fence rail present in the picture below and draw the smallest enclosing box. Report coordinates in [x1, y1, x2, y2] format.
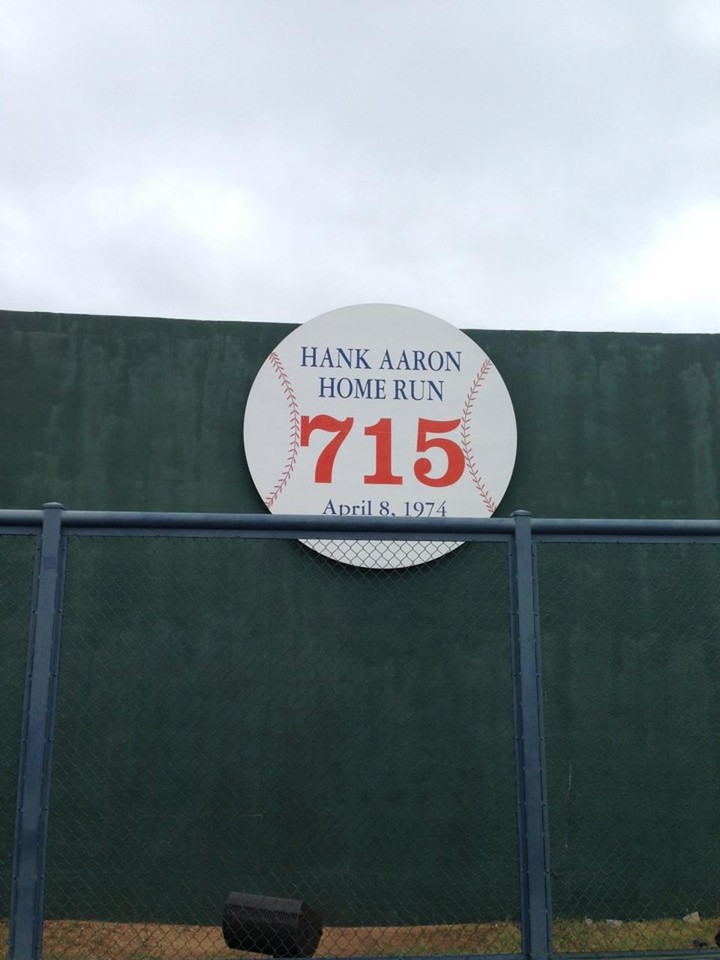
[2, 505, 720, 960]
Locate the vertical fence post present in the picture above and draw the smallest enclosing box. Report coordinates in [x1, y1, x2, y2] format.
[510, 510, 552, 960]
[10, 502, 67, 960]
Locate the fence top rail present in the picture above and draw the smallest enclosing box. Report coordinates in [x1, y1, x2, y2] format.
[531, 517, 720, 539]
[54, 509, 517, 540]
[0, 510, 44, 535]
[0, 507, 719, 540]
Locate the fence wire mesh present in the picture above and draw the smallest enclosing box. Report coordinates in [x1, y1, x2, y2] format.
[42, 534, 519, 960]
[538, 541, 720, 956]
[0, 535, 38, 958]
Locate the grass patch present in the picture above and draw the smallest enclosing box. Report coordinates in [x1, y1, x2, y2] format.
[553, 917, 720, 954]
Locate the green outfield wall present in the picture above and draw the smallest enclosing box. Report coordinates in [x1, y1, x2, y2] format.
[1, 310, 718, 518]
[1, 310, 719, 929]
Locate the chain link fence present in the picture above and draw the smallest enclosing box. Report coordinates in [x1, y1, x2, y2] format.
[539, 542, 720, 955]
[42, 534, 519, 960]
[0, 535, 38, 960]
[4, 512, 720, 960]
[0, 535, 37, 953]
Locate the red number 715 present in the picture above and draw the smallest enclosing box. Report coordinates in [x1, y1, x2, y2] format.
[299, 416, 465, 487]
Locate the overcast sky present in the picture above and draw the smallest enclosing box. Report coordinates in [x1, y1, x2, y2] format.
[2, 0, 719, 332]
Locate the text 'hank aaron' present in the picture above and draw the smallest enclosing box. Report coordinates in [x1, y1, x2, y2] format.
[301, 346, 462, 373]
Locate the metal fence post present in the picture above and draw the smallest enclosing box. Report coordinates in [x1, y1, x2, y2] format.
[510, 510, 552, 960]
[9, 502, 67, 960]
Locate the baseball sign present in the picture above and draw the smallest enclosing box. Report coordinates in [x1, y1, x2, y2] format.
[243, 304, 517, 568]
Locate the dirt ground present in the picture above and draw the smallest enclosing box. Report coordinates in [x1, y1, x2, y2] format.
[37, 919, 519, 959]
[2, 916, 718, 960]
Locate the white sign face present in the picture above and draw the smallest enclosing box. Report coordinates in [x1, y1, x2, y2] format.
[243, 304, 517, 568]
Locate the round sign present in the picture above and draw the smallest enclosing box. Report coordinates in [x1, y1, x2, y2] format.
[243, 304, 517, 568]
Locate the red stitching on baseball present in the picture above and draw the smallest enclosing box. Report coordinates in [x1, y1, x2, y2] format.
[461, 360, 498, 514]
[264, 352, 300, 507]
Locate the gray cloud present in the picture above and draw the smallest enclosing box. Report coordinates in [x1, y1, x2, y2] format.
[1, 0, 719, 330]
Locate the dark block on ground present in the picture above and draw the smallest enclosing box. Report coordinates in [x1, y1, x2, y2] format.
[223, 892, 323, 957]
